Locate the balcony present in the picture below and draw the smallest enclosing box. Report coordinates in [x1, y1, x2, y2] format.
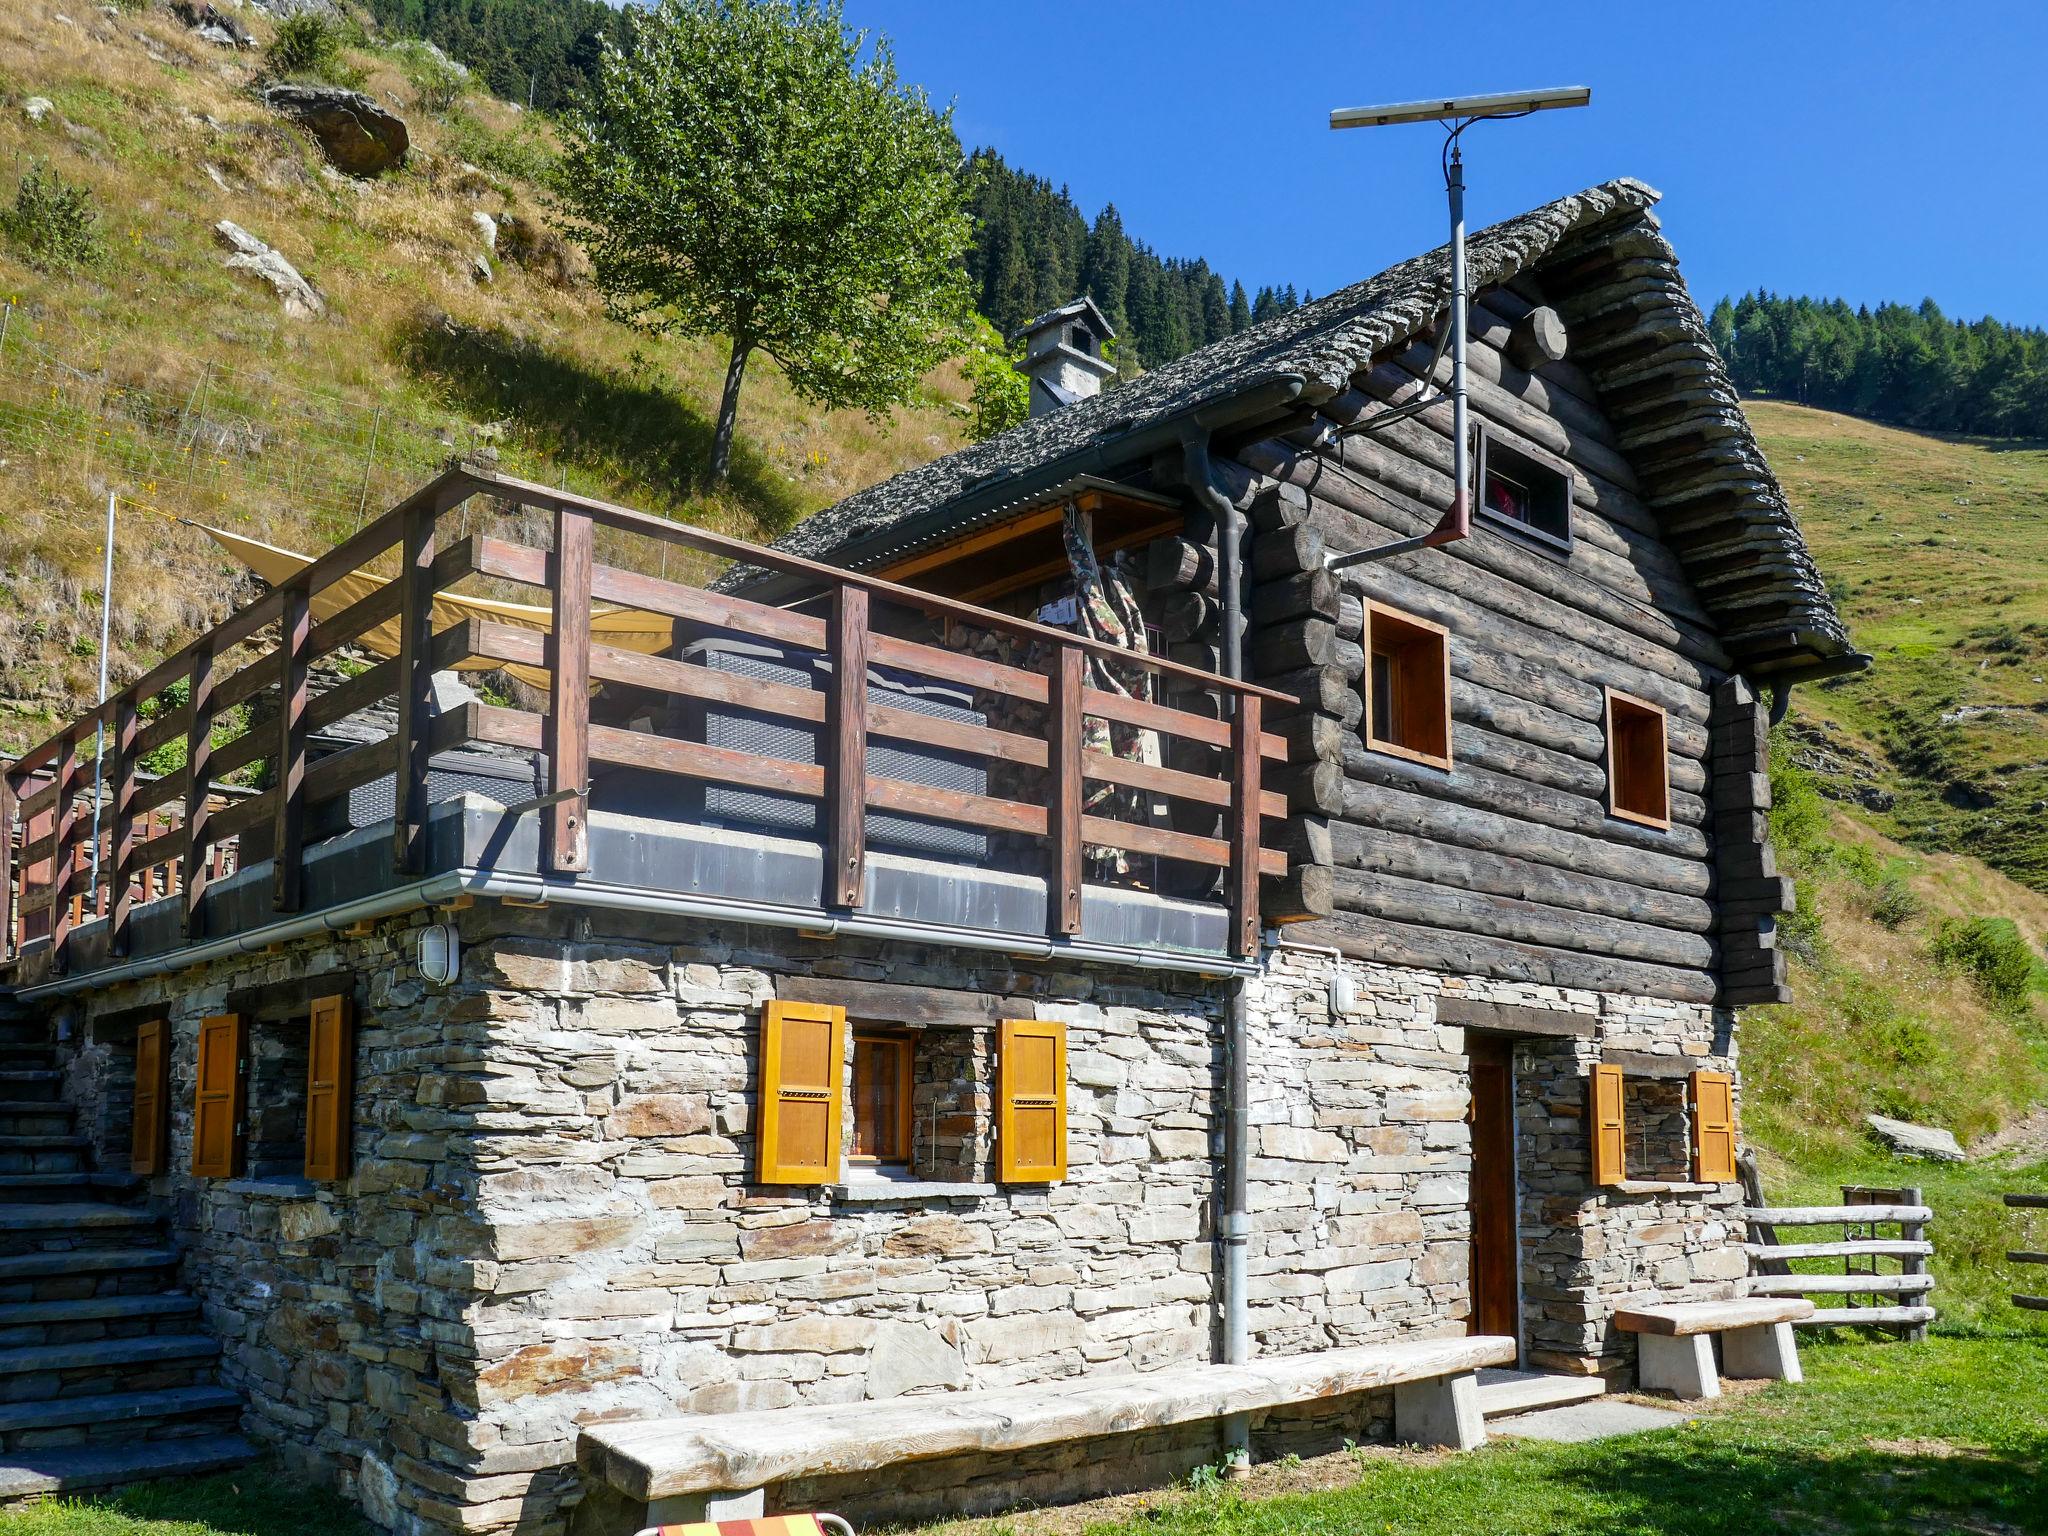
[2, 467, 1291, 991]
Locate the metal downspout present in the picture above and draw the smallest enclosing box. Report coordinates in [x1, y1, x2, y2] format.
[1178, 423, 1254, 1473]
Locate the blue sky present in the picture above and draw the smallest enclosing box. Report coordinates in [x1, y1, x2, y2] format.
[846, 0, 2048, 327]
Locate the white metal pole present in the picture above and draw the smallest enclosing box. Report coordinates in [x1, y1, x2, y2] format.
[1448, 144, 1470, 518]
[88, 489, 115, 904]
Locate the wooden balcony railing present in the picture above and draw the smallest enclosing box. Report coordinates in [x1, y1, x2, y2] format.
[2, 466, 1292, 976]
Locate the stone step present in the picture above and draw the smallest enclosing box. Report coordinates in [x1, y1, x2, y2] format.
[0, 1334, 219, 1402]
[0, 1075, 62, 1105]
[0, 1383, 241, 1445]
[0, 1204, 156, 1233]
[1475, 1368, 1610, 1419]
[0, 1139, 89, 1176]
[0, 1294, 199, 1332]
[0, 1247, 178, 1279]
[0, 1206, 157, 1258]
[0, 1174, 142, 1205]
[0, 1108, 76, 1139]
[0, 1431, 256, 1501]
[0, 1248, 178, 1284]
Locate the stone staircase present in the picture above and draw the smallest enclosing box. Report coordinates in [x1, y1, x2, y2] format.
[0, 1018, 253, 1499]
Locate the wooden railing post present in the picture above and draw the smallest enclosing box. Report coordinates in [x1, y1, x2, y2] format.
[182, 643, 216, 940]
[544, 507, 592, 874]
[390, 504, 438, 875]
[272, 586, 311, 911]
[108, 695, 138, 956]
[1047, 645, 1085, 939]
[825, 585, 869, 909]
[48, 729, 82, 972]
[0, 763, 15, 960]
[1228, 693, 1263, 960]
[1898, 1183, 1928, 1344]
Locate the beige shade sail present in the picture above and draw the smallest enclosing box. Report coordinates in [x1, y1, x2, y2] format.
[195, 522, 676, 690]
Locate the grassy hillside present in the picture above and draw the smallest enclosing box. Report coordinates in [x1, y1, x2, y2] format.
[1747, 401, 2048, 892]
[0, 2, 970, 752]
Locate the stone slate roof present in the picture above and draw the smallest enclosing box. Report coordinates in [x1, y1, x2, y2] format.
[745, 177, 1854, 675]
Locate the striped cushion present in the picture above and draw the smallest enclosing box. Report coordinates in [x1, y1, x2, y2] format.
[648, 1519, 828, 1536]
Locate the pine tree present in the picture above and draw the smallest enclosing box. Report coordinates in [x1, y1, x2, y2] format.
[1228, 280, 1251, 334]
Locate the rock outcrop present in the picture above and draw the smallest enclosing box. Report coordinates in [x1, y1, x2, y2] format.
[214, 220, 323, 319]
[1866, 1113, 1966, 1162]
[262, 85, 408, 177]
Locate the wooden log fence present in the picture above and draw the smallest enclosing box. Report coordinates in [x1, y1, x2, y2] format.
[1743, 1184, 1934, 1339]
[1, 465, 1296, 975]
[2007, 1193, 2048, 1313]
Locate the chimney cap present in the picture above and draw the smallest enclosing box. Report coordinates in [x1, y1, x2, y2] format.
[1008, 295, 1116, 352]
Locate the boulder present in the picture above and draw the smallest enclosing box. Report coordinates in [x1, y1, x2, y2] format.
[263, 84, 408, 177]
[1865, 1113, 1965, 1162]
[22, 98, 52, 124]
[214, 220, 323, 319]
[471, 209, 498, 250]
[171, 1, 254, 46]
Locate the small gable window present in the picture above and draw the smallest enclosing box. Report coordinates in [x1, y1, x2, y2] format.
[1475, 427, 1573, 553]
[1605, 689, 1670, 829]
[1365, 602, 1451, 771]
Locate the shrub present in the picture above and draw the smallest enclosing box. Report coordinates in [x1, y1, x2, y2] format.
[1767, 738, 1830, 865]
[394, 41, 469, 116]
[0, 161, 103, 272]
[959, 315, 1027, 441]
[496, 212, 578, 287]
[442, 107, 557, 184]
[1931, 916, 2043, 1014]
[1869, 874, 1923, 930]
[265, 12, 364, 88]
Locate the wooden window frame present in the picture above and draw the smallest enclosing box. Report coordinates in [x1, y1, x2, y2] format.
[1605, 688, 1672, 830]
[1364, 602, 1453, 771]
[1474, 424, 1575, 556]
[849, 1028, 915, 1169]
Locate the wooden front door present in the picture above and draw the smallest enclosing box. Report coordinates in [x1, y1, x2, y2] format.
[1468, 1035, 1520, 1343]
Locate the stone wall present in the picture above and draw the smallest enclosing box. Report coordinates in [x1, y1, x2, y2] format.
[57, 910, 502, 1536]
[39, 904, 1750, 1536]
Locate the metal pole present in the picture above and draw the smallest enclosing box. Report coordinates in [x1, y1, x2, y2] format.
[87, 488, 115, 907]
[1448, 143, 1471, 521]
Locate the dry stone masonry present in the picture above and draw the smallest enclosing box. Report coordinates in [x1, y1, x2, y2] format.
[40, 905, 1748, 1533]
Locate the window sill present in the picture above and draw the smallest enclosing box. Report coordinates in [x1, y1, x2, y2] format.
[222, 1175, 319, 1199]
[1607, 1179, 1720, 1196]
[831, 1179, 999, 1205]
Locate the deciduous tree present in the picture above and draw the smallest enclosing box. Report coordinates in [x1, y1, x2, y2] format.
[556, 0, 971, 488]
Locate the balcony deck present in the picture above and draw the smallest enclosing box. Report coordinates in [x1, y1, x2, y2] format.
[3, 467, 1292, 994]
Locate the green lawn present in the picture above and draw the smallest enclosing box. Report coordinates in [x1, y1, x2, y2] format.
[939, 1337, 2048, 1536]
[4, 1338, 2042, 1536]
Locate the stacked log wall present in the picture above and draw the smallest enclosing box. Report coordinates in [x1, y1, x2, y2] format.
[1222, 282, 1791, 1006]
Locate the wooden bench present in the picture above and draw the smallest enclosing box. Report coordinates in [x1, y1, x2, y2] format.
[579, 1336, 1517, 1531]
[1613, 1297, 1815, 1399]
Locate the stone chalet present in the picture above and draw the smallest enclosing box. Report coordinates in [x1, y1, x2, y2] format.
[0, 178, 1857, 1532]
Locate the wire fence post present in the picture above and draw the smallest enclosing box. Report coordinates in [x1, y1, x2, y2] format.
[354, 404, 383, 527]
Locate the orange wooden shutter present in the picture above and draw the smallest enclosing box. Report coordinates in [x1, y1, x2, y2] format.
[758, 1001, 845, 1185]
[1588, 1063, 1625, 1187]
[304, 994, 354, 1181]
[190, 1012, 243, 1178]
[129, 1019, 168, 1176]
[999, 1018, 1067, 1183]
[1690, 1069, 1738, 1183]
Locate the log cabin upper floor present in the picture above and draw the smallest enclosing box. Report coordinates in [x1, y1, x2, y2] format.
[1, 177, 1860, 1013]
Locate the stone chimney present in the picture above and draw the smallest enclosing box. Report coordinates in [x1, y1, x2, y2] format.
[1011, 297, 1116, 417]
